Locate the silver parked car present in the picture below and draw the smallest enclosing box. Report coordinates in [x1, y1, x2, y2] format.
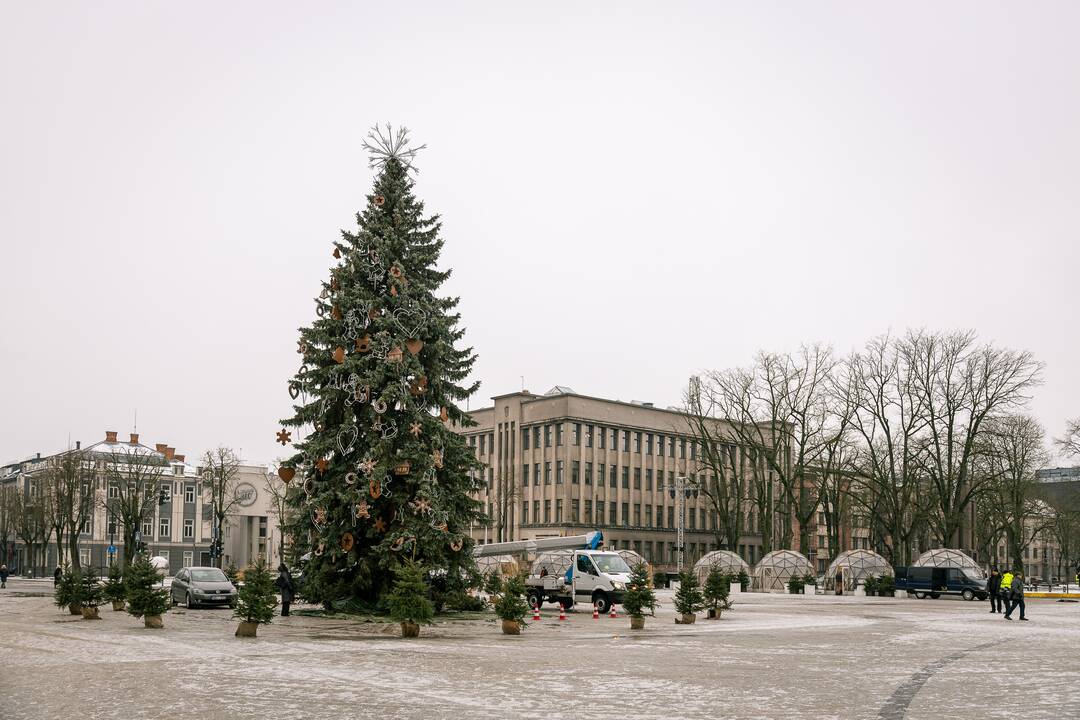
[171, 567, 238, 609]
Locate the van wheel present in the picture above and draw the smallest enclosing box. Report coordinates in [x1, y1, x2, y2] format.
[560, 598, 574, 610]
[526, 590, 543, 611]
[962, 589, 975, 601]
[929, 592, 941, 599]
[914, 592, 927, 599]
[592, 592, 611, 615]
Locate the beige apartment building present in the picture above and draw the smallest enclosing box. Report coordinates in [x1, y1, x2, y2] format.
[460, 387, 778, 570]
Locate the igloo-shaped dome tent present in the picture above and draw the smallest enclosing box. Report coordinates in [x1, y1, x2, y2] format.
[825, 549, 893, 590]
[475, 555, 520, 578]
[612, 548, 647, 573]
[912, 548, 984, 578]
[753, 550, 813, 591]
[693, 550, 750, 583]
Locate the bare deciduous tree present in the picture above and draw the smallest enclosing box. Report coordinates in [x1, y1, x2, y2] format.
[42, 450, 99, 570]
[13, 482, 49, 576]
[1056, 418, 1080, 459]
[201, 447, 241, 568]
[0, 485, 18, 567]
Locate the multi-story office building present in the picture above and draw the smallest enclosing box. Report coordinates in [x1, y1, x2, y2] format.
[0, 431, 281, 575]
[461, 387, 785, 570]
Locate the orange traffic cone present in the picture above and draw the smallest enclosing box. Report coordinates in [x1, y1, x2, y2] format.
[592, 603, 599, 620]
[559, 605, 567, 621]
[533, 603, 541, 621]
[609, 604, 618, 618]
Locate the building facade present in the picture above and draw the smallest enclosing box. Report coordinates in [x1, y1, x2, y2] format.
[0, 431, 281, 576]
[460, 387, 816, 571]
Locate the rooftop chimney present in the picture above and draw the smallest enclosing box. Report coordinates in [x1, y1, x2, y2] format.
[164, 447, 176, 461]
[105, 431, 118, 443]
[129, 433, 139, 445]
[174, 454, 185, 463]
[155, 443, 168, 453]
[75, 441, 81, 450]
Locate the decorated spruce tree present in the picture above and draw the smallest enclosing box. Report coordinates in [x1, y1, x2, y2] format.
[279, 126, 484, 608]
[622, 562, 657, 630]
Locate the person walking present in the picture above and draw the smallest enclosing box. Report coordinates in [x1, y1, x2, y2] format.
[987, 569, 1003, 614]
[1004, 571, 1027, 621]
[1, 564, 9, 589]
[998, 570, 1015, 616]
[275, 564, 295, 617]
[53, 566, 61, 587]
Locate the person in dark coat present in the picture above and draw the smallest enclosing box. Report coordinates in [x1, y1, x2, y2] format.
[1, 564, 9, 589]
[275, 564, 295, 617]
[1004, 572, 1027, 621]
[987, 569, 1003, 614]
[53, 566, 62, 587]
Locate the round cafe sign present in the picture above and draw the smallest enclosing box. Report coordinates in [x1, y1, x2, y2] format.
[234, 482, 257, 508]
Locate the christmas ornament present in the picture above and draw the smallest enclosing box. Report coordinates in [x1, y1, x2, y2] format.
[340, 532, 355, 552]
[288, 382, 301, 400]
[392, 306, 426, 338]
[449, 538, 464, 552]
[369, 479, 382, 499]
[374, 195, 386, 206]
[354, 501, 370, 519]
[373, 517, 387, 533]
[390, 536, 404, 551]
[411, 497, 431, 515]
[389, 285, 398, 297]
[439, 407, 449, 424]
[432, 449, 444, 469]
[333, 346, 346, 364]
[405, 338, 424, 355]
[410, 376, 428, 396]
[316, 458, 328, 473]
[333, 247, 341, 259]
[297, 340, 307, 355]
[337, 424, 358, 455]
[409, 422, 422, 437]
[356, 335, 371, 352]
[359, 457, 376, 476]
[303, 477, 315, 496]
[312, 506, 327, 529]
[345, 472, 358, 486]
[331, 306, 343, 320]
[372, 398, 387, 414]
[389, 264, 403, 279]
[278, 466, 296, 484]
[386, 346, 404, 363]
[276, 429, 292, 445]
[393, 461, 411, 476]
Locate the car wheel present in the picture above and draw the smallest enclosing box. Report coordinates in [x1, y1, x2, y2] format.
[560, 598, 574, 611]
[592, 592, 611, 615]
[962, 589, 975, 601]
[187, 592, 197, 609]
[914, 592, 927, 599]
[929, 592, 941, 599]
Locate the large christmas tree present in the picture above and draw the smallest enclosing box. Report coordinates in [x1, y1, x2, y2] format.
[279, 126, 484, 608]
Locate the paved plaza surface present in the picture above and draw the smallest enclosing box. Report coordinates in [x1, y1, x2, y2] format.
[1, 578, 1077, 720]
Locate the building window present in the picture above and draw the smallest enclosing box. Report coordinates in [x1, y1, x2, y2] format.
[534, 463, 540, 485]
[680, 438, 687, 458]
[609, 465, 617, 488]
[621, 503, 629, 526]
[584, 462, 593, 485]
[571, 499, 579, 522]
[160, 483, 171, 503]
[184, 484, 195, 504]
[657, 435, 665, 456]
[479, 435, 485, 455]
[556, 461, 564, 484]
[183, 551, 194, 568]
[633, 468, 641, 489]
[556, 424, 564, 446]
[522, 464, 529, 486]
[598, 426, 606, 449]
[533, 427, 541, 448]
[142, 521, 153, 537]
[691, 440, 697, 460]
[555, 499, 563, 523]
[585, 500, 592, 522]
[634, 504, 641, 526]
[611, 428, 618, 448]
[669, 439, 676, 458]
[645, 504, 652, 527]
[645, 469, 653, 491]
[656, 507, 664, 528]
[544, 500, 551, 523]
[621, 467, 629, 489]
[522, 505, 529, 524]
[544, 425, 552, 448]
[622, 431, 630, 452]
[108, 484, 119, 498]
[533, 500, 540, 523]
[608, 502, 617, 525]
[572, 423, 581, 445]
[634, 432, 641, 453]
[159, 518, 170, 538]
[597, 464, 605, 485]
[544, 462, 551, 484]
[689, 511, 696, 530]
[572, 461, 580, 484]
[183, 519, 194, 538]
[586, 425, 593, 448]
[522, 428, 530, 450]
[667, 506, 675, 528]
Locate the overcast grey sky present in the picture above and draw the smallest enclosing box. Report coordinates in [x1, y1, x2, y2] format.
[1, 2, 1077, 466]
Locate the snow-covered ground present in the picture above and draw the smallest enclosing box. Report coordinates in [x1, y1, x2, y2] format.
[1, 579, 1077, 719]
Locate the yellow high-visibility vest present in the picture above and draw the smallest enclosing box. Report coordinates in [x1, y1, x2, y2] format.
[1000, 572, 1014, 592]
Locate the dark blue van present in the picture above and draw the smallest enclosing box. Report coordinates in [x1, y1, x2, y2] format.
[894, 566, 988, 601]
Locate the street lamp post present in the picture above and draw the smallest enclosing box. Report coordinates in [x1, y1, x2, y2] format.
[663, 475, 700, 574]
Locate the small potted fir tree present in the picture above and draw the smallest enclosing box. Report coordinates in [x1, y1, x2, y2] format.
[79, 571, 105, 620]
[125, 554, 170, 628]
[494, 573, 529, 635]
[787, 575, 806, 594]
[234, 558, 277, 637]
[103, 563, 126, 611]
[704, 568, 733, 619]
[674, 570, 705, 624]
[622, 562, 657, 630]
[388, 562, 435, 638]
[54, 566, 82, 615]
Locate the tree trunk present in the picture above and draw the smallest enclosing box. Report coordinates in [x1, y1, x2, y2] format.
[68, 535, 81, 571]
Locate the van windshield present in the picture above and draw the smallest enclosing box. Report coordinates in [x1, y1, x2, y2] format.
[592, 555, 631, 574]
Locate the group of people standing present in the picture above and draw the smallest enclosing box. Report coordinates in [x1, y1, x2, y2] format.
[987, 569, 1027, 621]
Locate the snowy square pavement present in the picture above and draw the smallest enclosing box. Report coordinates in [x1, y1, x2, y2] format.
[1, 579, 1077, 720]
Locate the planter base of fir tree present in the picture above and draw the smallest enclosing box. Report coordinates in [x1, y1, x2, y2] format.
[81, 606, 101, 620]
[235, 621, 259, 637]
[500, 619, 521, 635]
[111, 600, 126, 612]
[676, 613, 697, 625]
[68, 603, 82, 615]
[400, 621, 420, 638]
[144, 615, 164, 629]
[630, 616, 645, 630]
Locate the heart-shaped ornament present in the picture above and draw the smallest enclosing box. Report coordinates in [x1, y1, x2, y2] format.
[288, 382, 301, 400]
[333, 346, 345, 364]
[278, 467, 296, 483]
[337, 425, 358, 456]
[392, 307, 426, 338]
[406, 338, 424, 355]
